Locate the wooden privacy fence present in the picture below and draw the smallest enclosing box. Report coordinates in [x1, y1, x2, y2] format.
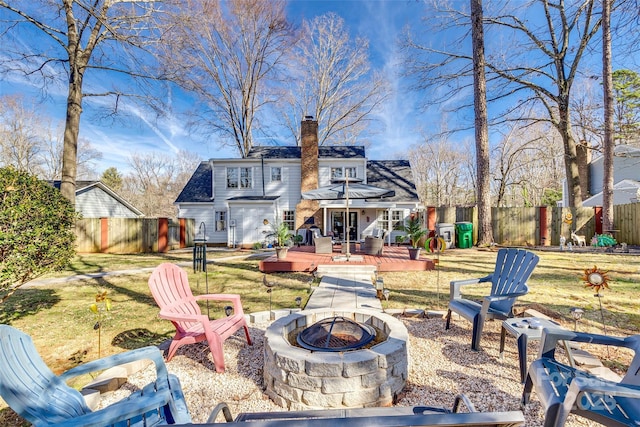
[426, 203, 640, 247]
[75, 204, 638, 253]
[75, 218, 195, 253]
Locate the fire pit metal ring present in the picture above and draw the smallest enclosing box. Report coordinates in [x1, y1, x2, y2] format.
[296, 316, 376, 352]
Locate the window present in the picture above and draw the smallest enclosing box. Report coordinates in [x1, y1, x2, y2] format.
[377, 210, 389, 233]
[215, 211, 226, 231]
[271, 167, 282, 182]
[377, 210, 403, 232]
[226, 168, 238, 188]
[226, 167, 253, 188]
[331, 167, 356, 180]
[240, 167, 252, 188]
[345, 167, 356, 178]
[392, 210, 403, 230]
[283, 210, 295, 230]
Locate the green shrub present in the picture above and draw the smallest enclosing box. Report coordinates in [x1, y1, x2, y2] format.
[1, 167, 77, 302]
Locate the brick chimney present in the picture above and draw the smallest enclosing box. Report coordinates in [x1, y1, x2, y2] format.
[301, 117, 319, 192]
[296, 117, 321, 230]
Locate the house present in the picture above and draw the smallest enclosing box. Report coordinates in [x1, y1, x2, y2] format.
[175, 118, 422, 248]
[51, 180, 144, 218]
[581, 145, 640, 206]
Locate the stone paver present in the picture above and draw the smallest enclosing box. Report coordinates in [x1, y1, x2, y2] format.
[306, 266, 382, 311]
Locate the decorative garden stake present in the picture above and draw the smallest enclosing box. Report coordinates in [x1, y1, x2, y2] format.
[581, 265, 611, 338]
[570, 307, 584, 331]
[425, 236, 447, 307]
[263, 274, 276, 318]
[90, 290, 112, 357]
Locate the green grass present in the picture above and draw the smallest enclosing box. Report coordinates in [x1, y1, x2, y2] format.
[380, 248, 640, 334]
[1, 247, 639, 424]
[39, 249, 252, 278]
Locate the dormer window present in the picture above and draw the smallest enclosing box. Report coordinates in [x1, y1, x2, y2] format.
[227, 167, 253, 188]
[331, 167, 356, 179]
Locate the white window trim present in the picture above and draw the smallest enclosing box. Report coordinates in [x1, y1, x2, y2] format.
[226, 166, 253, 189]
[271, 166, 282, 182]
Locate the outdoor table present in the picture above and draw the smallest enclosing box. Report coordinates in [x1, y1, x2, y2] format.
[499, 317, 572, 383]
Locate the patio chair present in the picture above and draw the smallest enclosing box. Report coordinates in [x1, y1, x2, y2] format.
[148, 263, 252, 373]
[311, 228, 334, 254]
[445, 248, 539, 351]
[522, 329, 640, 427]
[363, 235, 384, 256]
[0, 324, 191, 426]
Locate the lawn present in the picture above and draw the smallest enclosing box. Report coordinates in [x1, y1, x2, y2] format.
[1, 247, 639, 424]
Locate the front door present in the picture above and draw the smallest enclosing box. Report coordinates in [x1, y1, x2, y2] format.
[331, 211, 344, 240]
[331, 211, 358, 241]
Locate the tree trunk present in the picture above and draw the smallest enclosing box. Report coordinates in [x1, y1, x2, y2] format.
[602, 0, 614, 232]
[558, 104, 583, 208]
[471, 0, 493, 245]
[60, 79, 83, 206]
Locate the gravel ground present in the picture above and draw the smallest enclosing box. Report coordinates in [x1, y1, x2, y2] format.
[104, 316, 606, 426]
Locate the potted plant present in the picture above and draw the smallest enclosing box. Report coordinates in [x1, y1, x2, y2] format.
[395, 215, 427, 260]
[293, 233, 303, 247]
[267, 220, 293, 259]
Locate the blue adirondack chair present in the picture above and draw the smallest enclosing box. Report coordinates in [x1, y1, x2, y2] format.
[445, 248, 539, 351]
[523, 329, 640, 427]
[0, 325, 191, 426]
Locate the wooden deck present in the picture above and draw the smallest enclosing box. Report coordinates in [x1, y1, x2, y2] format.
[259, 244, 435, 273]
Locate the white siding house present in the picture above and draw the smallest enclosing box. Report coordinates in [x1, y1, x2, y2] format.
[582, 145, 640, 207]
[175, 119, 422, 247]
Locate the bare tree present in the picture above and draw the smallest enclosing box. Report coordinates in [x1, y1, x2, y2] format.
[159, 0, 293, 158]
[0, 94, 101, 180]
[570, 79, 604, 150]
[0, 94, 47, 175]
[409, 133, 473, 207]
[470, 0, 493, 245]
[602, 0, 614, 232]
[40, 129, 103, 180]
[403, 0, 605, 208]
[491, 122, 565, 207]
[279, 13, 390, 146]
[0, 1, 162, 205]
[122, 150, 201, 218]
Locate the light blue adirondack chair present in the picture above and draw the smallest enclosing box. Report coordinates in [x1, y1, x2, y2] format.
[0, 325, 191, 426]
[523, 329, 640, 427]
[445, 248, 539, 351]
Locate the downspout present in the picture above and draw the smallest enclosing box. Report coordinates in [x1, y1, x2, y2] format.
[261, 156, 265, 196]
[388, 207, 392, 246]
[209, 160, 216, 245]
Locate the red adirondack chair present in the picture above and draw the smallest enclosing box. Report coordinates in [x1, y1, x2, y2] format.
[148, 263, 252, 373]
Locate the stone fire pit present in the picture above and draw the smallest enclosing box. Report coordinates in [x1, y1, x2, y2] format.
[263, 309, 409, 410]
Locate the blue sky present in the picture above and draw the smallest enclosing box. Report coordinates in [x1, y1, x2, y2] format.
[2, 1, 636, 176]
[0, 0, 431, 175]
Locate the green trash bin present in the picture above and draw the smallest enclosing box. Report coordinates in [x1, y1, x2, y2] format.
[455, 222, 473, 248]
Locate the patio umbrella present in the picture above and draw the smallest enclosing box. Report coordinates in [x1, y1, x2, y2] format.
[301, 178, 395, 259]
